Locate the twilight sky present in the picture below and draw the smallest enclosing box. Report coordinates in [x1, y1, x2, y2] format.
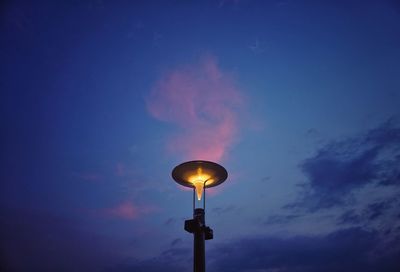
[1, 1, 400, 271]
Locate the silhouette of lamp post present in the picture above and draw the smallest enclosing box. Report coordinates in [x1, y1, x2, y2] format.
[172, 160, 228, 272]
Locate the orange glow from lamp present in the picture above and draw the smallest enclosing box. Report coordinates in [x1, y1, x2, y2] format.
[172, 160, 227, 209]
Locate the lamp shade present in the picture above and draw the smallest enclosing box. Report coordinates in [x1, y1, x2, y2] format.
[172, 160, 228, 189]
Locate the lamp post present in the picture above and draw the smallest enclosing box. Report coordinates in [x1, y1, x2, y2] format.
[172, 160, 228, 272]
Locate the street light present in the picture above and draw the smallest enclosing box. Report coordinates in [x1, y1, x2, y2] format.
[172, 160, 228, 272]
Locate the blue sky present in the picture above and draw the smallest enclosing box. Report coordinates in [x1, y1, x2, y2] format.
[1, 1, 400, 271]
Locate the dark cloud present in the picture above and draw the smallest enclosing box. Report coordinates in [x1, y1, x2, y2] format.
[303, 147, 378, 193]
[260, 176, 271, 182]
[170, 238, 182, 247]
[294, 118, 400, 211]
[338, 209, 362, 225]
[212, 204, 238, 215]
[109, 258, 187, 272]
[108, 227, 400, 272]
[161, 246, 190, 260]
[164, 217, 176, 225]
[338, 199, 396, 226]
[367, 201, 392, 221]
[208, 227, 400, 272]
[306, 127, 320, 138]
[109, 246, 191, 272]
[378, 155, 400, 186]
[264, 214, 302, 225]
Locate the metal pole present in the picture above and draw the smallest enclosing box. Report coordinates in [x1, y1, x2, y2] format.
[185, 189, 213, 272]
[193, 208, 205, 272]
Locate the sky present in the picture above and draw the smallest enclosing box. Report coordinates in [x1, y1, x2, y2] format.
[1, 1, 400, 271]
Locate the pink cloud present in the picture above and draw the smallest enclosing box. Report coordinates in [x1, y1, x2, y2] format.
[147, 55, 244, 162]
[101, 201, 157, 220]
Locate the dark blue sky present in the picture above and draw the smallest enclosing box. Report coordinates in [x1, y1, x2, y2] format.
[1, 1, 400, 271]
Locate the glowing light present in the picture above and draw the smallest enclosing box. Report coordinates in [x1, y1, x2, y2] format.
[171, 160, 227, 203]
[194, 182, 204, 201]
[187, 168, 215, 200]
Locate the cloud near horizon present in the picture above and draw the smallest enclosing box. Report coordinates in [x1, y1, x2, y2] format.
[208, 227, 400, 272]
[107, 227, 400, 272]
[146, 55, 244, 162]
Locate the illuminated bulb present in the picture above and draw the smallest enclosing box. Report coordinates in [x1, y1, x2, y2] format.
[194, 180, 204, 200]
[171, 161, 227, 206]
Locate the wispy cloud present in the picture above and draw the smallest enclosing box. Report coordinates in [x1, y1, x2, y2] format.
[101, 201, 157, 220]
[146, 55, 245, 162]
[338, 199, 397, 226]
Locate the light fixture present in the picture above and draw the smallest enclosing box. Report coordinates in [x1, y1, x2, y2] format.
[172, 160, 228, 272]
[172, 160, 227, 201]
